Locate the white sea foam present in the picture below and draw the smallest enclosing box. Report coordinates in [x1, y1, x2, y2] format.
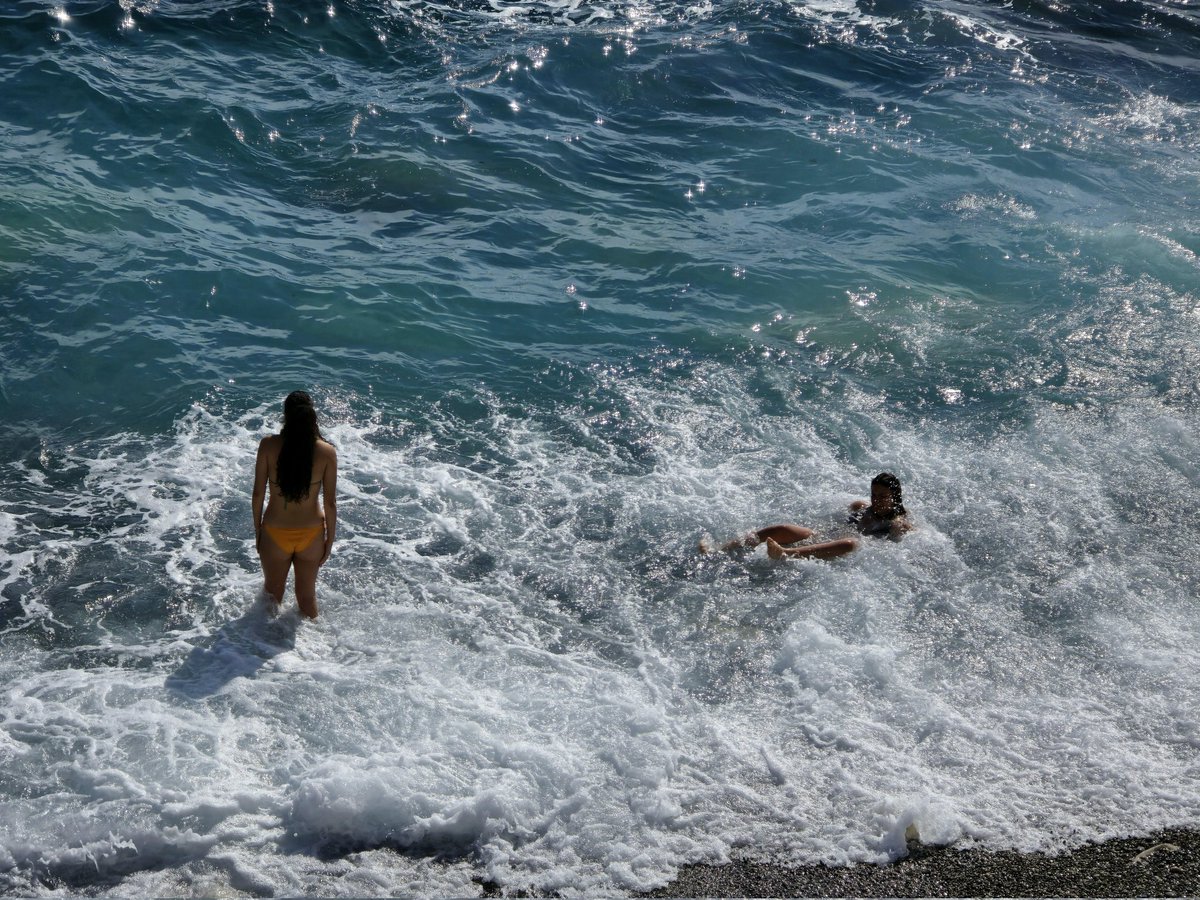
[785, 0, 902, 43]
[939, 8, 1027, 54]
[388, 0, 667, 29]
[2, 368, 1199, 896]
[1085, 91, 1200, 181]
[950, 192, 1037, 221]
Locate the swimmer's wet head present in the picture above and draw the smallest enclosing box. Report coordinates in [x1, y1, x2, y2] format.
[870, 472, 906, 519]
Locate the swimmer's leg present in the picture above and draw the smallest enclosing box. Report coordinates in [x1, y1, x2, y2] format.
[719, 524, 815, 553]
[767, 536, 858, 561]
[258, 530, 292, 606]
[755, 524, 815, 546]
[292, 534, 324, 620]
[719, 534, 753, 552]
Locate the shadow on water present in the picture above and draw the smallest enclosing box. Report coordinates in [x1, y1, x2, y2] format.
[165, 597, 298, 699]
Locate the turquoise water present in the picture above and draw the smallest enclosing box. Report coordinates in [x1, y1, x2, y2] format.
[2, 0, 1200, 895]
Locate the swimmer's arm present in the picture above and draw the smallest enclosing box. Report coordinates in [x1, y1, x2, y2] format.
[849, 499, 868, 512]
[252, 439, 269, 547]
[320, 445, 338, 566]
[888, 518, 914, 541]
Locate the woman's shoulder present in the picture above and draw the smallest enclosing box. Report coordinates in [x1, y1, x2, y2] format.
[258, 433, 283, 451]
[315, 438, 337, 460]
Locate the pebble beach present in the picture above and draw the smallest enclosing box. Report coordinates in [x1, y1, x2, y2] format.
[650, 829, 1200, 898]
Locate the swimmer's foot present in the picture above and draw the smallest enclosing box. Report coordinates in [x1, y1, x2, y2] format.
[697, 537, 712, 555]
[766, 537, 785, 560]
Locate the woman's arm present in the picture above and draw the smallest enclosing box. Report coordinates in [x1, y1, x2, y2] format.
[252, 439, 268, 548]
[320, 444, 338, 566]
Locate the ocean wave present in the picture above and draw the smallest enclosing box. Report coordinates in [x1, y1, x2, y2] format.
[3, 0, 1200, 892]
[2, 361, 1200, 893]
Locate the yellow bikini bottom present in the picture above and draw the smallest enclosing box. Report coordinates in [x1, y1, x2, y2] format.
[263, 524, 323, 554]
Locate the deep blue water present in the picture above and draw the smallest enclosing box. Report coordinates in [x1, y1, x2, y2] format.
[2, 0, 1200, 895]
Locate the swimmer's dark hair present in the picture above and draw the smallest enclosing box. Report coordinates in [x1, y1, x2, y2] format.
[872, 472, 907, 519]
[277, 391, 323, 503]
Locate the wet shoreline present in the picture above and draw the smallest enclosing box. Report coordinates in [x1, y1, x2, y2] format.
[642, 828, 1200, 897]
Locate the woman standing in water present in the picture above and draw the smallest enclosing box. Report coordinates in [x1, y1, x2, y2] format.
[252, 391, 337, 618]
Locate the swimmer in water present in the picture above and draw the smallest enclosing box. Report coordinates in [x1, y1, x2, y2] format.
[702, 472, 911, 561]
[844, 472, 912, 542]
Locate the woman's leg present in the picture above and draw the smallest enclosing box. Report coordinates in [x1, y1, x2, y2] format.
[755, 524, 815, 546]
[718, 523, 815, 552]
[291, 532, 325, 619]
[258, 531, 293, 604]
[766, 536, 858, 561]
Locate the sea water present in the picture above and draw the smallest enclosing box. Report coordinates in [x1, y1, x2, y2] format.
[1, 0, 1199, 894]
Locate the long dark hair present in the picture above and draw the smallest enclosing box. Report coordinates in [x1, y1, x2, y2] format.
[277, 391, 322, 502]
[872, 472, 907, 519]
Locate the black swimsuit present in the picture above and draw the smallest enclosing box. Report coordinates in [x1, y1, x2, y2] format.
[850, 509, 895, 536]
